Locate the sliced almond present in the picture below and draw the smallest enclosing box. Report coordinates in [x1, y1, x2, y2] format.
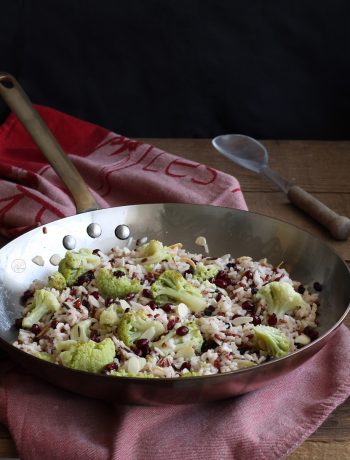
[168, 243, 183, 249]
[36, 324, 50, 338]
[180, 257, 196, 270]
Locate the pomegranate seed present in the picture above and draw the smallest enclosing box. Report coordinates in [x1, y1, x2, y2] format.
[297, 285, 305, 294]
[183, 268, 194, 276]
[252, 315, 261, 326]
[204, 305, 215, 316]
[162, 304, 173, 313]
[180, 361, 192, 371]
[135, 338, 149, 348]
[313, 282, 323, 292]
[74, 299, 81, 309]
[242, 301, 255, 312]
[91, 291, 99, 300]
[126, 293, 135, 301]
[215, 293, 223, 302]
[176, 326, 189, 336]
[14, 318, 23, 329]
[114, 270, 125, 278]
[267, 314, 277, 326]
[145, 273, 157, 284]
[201, 339, 218, 352]
[142, 289, 152, 298]
[148, 301, 157, 310]
[134, 338, 150, 356]
[20, 289, 33, 305]
[90, 331, 100, 342]
[76, 270, 95, 285]
[104, 298, 113, 307]
[214, 278, 228, 289]
[167, 319, 176, 330]
[104, 362, 118, 372]
[92, 249, 100, 255]
[51, 320, 58, 329]
[243, 270, 253, 280]
[31, 324, 41, 335]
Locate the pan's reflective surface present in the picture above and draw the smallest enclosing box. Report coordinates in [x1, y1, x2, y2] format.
[0, 203, 349, 404]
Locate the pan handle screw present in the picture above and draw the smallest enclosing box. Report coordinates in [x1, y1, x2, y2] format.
[87, 223, 102, 238]
[63, 235, 76, 250]
[115, 224, 130, 240]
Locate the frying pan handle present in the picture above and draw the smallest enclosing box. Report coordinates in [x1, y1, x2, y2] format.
[0, 72, 100, 213]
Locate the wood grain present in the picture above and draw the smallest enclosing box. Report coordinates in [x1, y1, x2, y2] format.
[0, 139, 349, 459]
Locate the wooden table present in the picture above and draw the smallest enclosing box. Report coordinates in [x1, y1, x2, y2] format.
[0, 139, 349, 459]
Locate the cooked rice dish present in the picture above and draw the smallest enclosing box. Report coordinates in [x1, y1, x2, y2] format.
[13, 240, 320, 378]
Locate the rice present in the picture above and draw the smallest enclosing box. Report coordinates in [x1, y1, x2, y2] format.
[13, 241, 320, 377]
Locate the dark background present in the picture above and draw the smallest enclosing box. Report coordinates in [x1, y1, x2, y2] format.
[1, 0, 350, 139]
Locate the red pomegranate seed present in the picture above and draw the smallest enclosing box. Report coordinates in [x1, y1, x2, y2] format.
[242, 301, 255, 312]
[148, 301, 157, 310]
[162, 304, 173, 313]
[74, 299, 81, 309]
[176, 326, 189, 336]
[214, 278, 228, 288]
[51, 320, 58, 329]
[180, 361, 192, 371]
[252, 315, 261, 326]
[142, 289, 152, 298]
[126, 293, 135, 301]
[204, 305, 215, 316]
[104, 362, 118, 372]
[167, 319, 176, 330]
[267, 313, 277, 326]
[243, 270, 253, 280]
[91, 291, 99, 300]
[31, 324, 41, 335]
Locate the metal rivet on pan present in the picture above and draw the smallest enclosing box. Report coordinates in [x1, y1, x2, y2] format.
[63, 235, 76, 250]
[87, 223, 102, 238]
[115, 224, 130, 240]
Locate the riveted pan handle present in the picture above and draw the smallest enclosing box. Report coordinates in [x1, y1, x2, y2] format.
[0, 72, 100, 213]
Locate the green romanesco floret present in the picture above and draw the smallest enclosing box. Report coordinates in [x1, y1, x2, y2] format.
[34, 351, 55, 363]
[133, 239, 173, 266]
[99, 304, 124, 332]
[58, 248, 100, 286]
[22, 289, 60, 329]
[110, 369, 160, 378]
[47, 272, 67, 290]
[253, 325, 291, 358]
[59, 338, 115, 373]
[70, 319, 93, 342]
[193, 262, 219, 282]
[256, 281, 306, 316]
[151, 270, 207, 313]
[95, 268, 141, 299]
[152, 321, 203, 359]
[117, 309, 165, 347]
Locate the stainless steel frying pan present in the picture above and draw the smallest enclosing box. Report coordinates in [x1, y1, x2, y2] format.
[0, 72, 349, 405]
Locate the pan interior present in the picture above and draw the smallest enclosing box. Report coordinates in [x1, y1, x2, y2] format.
[0, 203, 349, 345]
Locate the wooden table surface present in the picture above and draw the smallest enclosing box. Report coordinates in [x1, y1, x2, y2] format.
[0, 139, 349, 459]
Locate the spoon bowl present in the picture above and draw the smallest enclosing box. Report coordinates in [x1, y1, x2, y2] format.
[212, 134, 268, 173]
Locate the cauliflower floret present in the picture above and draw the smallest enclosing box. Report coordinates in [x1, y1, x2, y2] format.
[59, 338, 115, 373]
[253, 325, 291, 358]
[95, 268, 141, 299]
[256, 281, 306, 316]
[47, 272, 67, 291]
[151, 270, 207, 313]
[58, 248, 100, 286]
[117, 310, 165, 347]
[22, 289, 60, 329]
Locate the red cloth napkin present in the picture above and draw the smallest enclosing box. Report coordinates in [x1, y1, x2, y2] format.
[0, 106, 350, 460]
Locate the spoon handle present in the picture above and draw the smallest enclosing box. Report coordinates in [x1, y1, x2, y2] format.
[287, 185, 350, 240]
